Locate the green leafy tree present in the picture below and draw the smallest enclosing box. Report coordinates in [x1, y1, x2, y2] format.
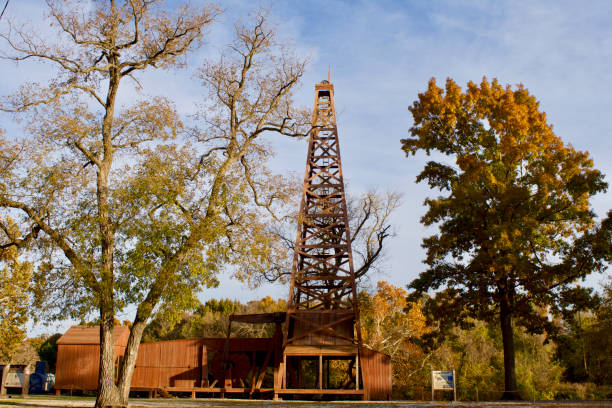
[142, 296, 287, 342]
[431, 320, 562, 401]
[30, 333, 61, 372]
[403, 77, 611, 399]
[555, 278, 612, 385]
[0, 2, 308, 406]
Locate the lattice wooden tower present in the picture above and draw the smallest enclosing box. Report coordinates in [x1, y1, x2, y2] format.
[281, 79, 363, 395]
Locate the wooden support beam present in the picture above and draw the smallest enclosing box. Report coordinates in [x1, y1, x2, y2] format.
[318, 355, 322, 390]
[223, 320, 232, 389]
[276, 388, 364, 395]
[200, 345, 208, 387]
[255, 349, 271, 390]
[355, 353, 359, 390]
[281, 354, 286, 390]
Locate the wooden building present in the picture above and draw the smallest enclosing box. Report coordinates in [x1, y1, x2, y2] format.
[55, 323, 391, 400]
[55, 323, 284, 398]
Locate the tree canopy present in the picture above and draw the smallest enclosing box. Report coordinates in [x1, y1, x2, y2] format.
[402, 77, 611, 399]
[0, 2, 309, 406]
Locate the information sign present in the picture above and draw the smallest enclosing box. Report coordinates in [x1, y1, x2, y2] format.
[431, 369, 456, 401]
[432, 370, 453, 389]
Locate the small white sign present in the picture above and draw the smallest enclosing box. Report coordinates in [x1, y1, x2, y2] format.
[432, 370, 454, 390]
[4, 372, 24, 388]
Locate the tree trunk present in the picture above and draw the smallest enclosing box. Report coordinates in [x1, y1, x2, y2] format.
[499, 300, 520, 400]
[94, 312, 121, 408]
[1, 363, 10, 396]
[116, 320, 147, 404]
[21, 366, 30, 397]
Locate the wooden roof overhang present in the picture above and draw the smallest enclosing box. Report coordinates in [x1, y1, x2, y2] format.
[56, 325, 130, 346]
[229, 312, 286, 324]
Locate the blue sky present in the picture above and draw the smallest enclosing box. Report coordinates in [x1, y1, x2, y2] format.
[217, 0, 612, 299]
[1, 1, 611, 334]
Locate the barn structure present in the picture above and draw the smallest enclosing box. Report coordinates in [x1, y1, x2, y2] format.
[55, 326, 130, 391]
[54, 79, 392, 400]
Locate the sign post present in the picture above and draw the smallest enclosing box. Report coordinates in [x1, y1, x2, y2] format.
[431, 369, 456, 401]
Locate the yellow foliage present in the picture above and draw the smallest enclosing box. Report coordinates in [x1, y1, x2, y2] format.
[0, 217, 32, 362]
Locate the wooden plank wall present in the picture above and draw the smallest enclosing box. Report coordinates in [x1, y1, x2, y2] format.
[131, 338, 275, 389]
[55, 345, 125, 390]
[132, 339, 202, 389]
[56, 338, 278, 391]
[360, 347, 392, 400]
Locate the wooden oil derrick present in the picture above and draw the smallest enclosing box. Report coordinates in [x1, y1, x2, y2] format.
[280, 79, 363, 398]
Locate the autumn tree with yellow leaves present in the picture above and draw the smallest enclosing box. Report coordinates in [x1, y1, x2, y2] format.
[403, 78, 611, 399]
[360, 281, 430, 398]
[0, 216, 32, 396]
[0, 2, 309, 407]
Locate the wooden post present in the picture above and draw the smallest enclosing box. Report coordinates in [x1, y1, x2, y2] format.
[249, 350, 256, 397]
[281, 354, 286, 389]
[453, 369, 457, 402]
[325, 358, 329, 389]
[355, 354, 359, 390]
[273, 355, 280, 390]
[200, 345, 208, 387]
[431, 369, 434, 401]
[318, 354, 322, 389]
[223, 321, 232, 390]
[255, 349, 272, 390]
[272, 322, 282, 393]
[273, 354, 285, 400]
